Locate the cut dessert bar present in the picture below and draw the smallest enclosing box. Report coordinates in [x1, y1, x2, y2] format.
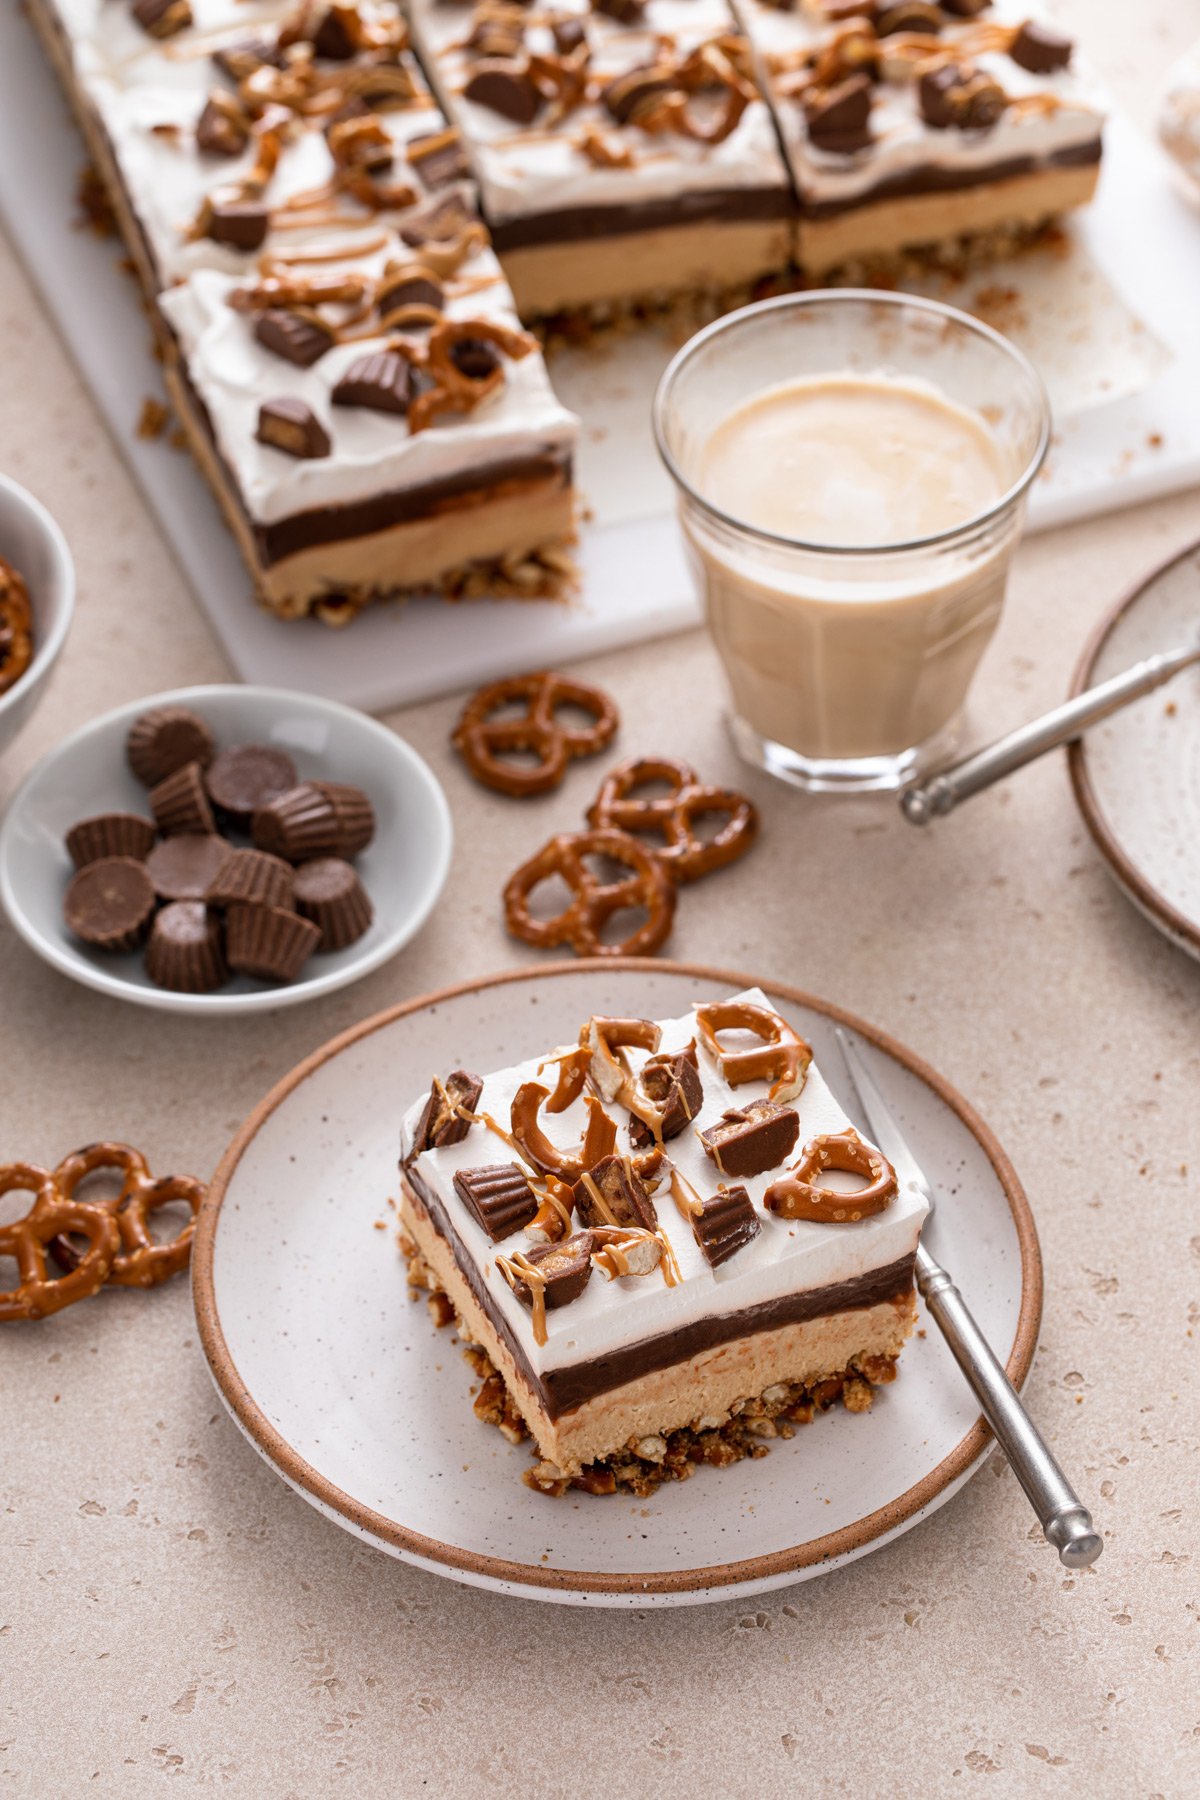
[735, 0, 1104, 277]
[399, 989, 927, 1492]
[30, 0, 579, 617]
[407, 0, 795, 315]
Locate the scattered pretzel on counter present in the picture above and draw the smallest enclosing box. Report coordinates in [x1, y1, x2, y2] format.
[694, 1000, 812, 1102]
[764, 1129, 897, 1224]
[0, 556, 34, 698]
[454, 672, 619, 797]
[503, 827, 676, 958]
[586, 757, 758, 884]
[0, 1145, 206, 1321]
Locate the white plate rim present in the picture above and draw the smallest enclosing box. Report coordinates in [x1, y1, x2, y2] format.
[192, 957, 1043, 1600]
[0, 682, 453, 1014]
[1068, 535, 1200, 962]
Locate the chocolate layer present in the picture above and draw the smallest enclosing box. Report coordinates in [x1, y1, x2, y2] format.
[489, 185, 794, 252]
[798, 137, 1103, 221]
[404, 1162, 915, 1419]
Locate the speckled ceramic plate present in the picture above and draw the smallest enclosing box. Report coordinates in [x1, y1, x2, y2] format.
[1069, 539, 1200, 961]
[193, 961, 1040, 1608]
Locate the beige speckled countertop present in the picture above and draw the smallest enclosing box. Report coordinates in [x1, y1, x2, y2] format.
[3, 3, 1200, 1794]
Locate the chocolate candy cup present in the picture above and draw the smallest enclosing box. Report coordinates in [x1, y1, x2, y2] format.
[312, 781, 375, 857]
[146, 833, 230, 902]
[126, 706, 215, 787]
[144, 902, 228, 993]
[205, 744, 298, 828]
[65, 813, 156, 870]
[225, 903, 320, 982]
[207, 847, 294, 911]
[64, 857, 156, 952]
[149, 761, 216, 836]
[251, 783, 341, 863]
[293, 857, 373, 951]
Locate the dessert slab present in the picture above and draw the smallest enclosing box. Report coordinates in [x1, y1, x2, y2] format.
[193, 961, 1041, 1607]
[1069, 535, 1200, 963]
[2, 5, 1200, 712]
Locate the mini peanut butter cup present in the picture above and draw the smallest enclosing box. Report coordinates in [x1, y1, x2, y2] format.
[292, 857, 373, 951]
[146, 833, 230, 902]
[126, 706, 215, 788]
[144, 901, 228, 993]
[65, 813, 156, 870]
[225, 903, 320, 982]
[64, 857, 156, 952]
[149, 761, 216, 836]
[311, 781, 375, 857]
[205, 744, 298, 828]
[206, 847, 294, 911]
[251, 783, 341, 862]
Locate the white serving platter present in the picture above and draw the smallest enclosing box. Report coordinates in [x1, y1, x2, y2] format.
[3, 6, 1200, 713]
[193, 961, 1042, 1607]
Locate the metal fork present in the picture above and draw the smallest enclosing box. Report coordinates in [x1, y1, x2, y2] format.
[835, 1028, 1103, 1569]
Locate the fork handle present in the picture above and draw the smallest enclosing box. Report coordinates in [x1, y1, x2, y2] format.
[916, 1245, 1102, 1568]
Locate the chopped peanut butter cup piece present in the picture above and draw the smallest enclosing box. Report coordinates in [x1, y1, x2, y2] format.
[206, 847, 294, 911]
[552, 16, 587, 52]
[311, 4, 361, 59]
[292, 858, 372, 951]
[212, 37, 287, 81]
[407, 128, 470, 190]
[378, 269, 444, 319]
[206, 745, 297, 828]
[149, 761, 216, 836]
[196, 94, 249, 158]
[256, 398, 331, 460]
[332, 351, 419, 416]
[875, 1, 941, 34]
[126, 706, 215, 787]
[505, 1231, 595, 1309]
[804, 74, 873, 153]
[919, 63, 1006, 131]
[700, 1100, 800, 1179]
[453, 1164, 538, 1241]
[225, 903, 319, 982]
[603, 66, 674, 127]
[255, 310, 336, 368]
[629, 1045, 703, 1148]
[463, 61, 546, 126]
[573, 1154, 658, 1233]
[691, 1186, 760, 1268]
[64, 858, 156, 953]
[146, 833, 230, 903]
[144, 902, 228, 994]
[412, 1070, 485, 1153]
[593, 0, 646, 23]
[1010, 21, 1072, 74]
[65, 813, 156, 870]
[132, 0, 193, 39]
[203, 200, 270, 251]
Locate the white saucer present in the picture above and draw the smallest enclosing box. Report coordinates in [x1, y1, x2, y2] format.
[1069, 538, 1200, 961]
[193, 961, 1041, 1608]
[0, 684, 452, 1014]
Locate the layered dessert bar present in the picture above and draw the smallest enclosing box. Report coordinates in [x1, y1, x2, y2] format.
[734, 0, 1104, 277]
[30, 0, 578, 617]
[400, 989, 927, 1496]
[406, 0, 795, 315]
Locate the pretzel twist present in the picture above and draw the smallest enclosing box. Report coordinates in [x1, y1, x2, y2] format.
[504, 829, 676, 959]
[586, 757, 758, 884]
[408, 317, 536, 434]
[454, 672, 618, 797]
[0, 557, 34, 697]
[764, 1129, 897, 1223]
[642, 42, 756, 145]
[694, 1001, 812, 1102]
[50, 1143, 203, 1290]
[0, 1164, 119, 1322]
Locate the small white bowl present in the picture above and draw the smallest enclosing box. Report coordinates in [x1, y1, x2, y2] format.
[0, 684, 453, 1015]
[0, 474, 75, 759]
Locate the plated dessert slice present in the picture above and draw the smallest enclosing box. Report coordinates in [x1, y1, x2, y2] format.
[30, 0, 579, 617]
[734, 0, 1104, 278]
[400, 988, 927, 1496]
[406, 0, 795, 316]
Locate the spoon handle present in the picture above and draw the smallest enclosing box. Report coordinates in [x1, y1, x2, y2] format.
[900, 641, 1200, 825]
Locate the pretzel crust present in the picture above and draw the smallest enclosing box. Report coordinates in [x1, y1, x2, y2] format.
[764, 1129, 897, 1224]
[694, 1002, 813, 1102]
[0, 1163, 120, 1322]
[586, 757, 758, 884]
[50, 1142, 204, 1289]
[503, 828, 676, 958]
[454, 672, 619, 797]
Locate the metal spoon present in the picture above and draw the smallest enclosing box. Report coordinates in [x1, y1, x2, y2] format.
[900, 639, 1200, 825]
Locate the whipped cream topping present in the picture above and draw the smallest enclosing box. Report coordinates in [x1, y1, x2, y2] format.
[408, 0, 791, 224]
[401, 989, 929, 1380]
[735, 0, 1105, 207]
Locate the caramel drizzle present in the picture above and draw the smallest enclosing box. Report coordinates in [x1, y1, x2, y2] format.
[668, 1164, 703, 1222]
[496, 1249, 550, 1344]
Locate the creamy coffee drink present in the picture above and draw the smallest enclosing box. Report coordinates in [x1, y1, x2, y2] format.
[684, 373, 1017, 765]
